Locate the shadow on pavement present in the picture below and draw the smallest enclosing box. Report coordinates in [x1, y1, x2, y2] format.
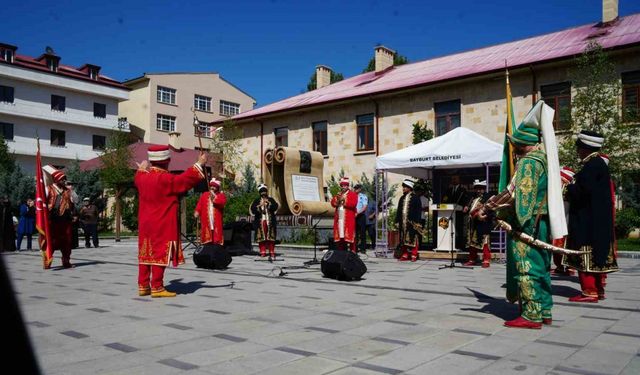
[461, 287, 519, 321]
[167, 278, 235, 294]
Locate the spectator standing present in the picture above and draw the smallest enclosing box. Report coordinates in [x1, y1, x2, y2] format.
[354, 183, 368, 254]
[1, 197, 16, 252]
[79, 198, 100, 248]
[16, 198, 35, 251]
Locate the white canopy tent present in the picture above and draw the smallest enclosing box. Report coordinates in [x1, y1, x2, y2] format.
[373, 127, 504, 257]
[376, 127, 503, 176]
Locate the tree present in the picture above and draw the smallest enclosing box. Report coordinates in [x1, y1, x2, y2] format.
[0, 135, 15, 175]
[558, 41, 640, 185]
[99, 119, 134, 241]
[0, 136, 34, 205]
[207, 119, 243, 188]
[306, 71, 344, 91]
[411, 121, 434, 199]
[65, 159, 102, 203]
[362, 51, 409, 73]
[239, 162, 258, 194]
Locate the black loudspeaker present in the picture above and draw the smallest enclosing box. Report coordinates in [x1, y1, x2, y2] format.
[321, 250, 367, 281]
[193, 243, 232, 270]
[223, 221, 253, 256]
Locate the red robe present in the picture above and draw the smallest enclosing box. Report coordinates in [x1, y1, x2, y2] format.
[46, 185, 74, 253]
[331, 190, 358, 243]
[195, 191, 227, 245]
[135, 165, 204, 267]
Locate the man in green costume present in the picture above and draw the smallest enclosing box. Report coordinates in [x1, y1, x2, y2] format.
[481, 121, 552, 329]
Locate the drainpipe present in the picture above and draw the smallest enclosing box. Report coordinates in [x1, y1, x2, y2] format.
[369, 96, 380, 156]
[258, 119, 264, 181]
[529, 65, 537, 105]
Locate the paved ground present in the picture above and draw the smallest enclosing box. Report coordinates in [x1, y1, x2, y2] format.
[4, 240, 640, 375]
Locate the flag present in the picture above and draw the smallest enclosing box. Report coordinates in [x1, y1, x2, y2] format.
[498, 68, 516, 191]
[35, 138, 53, 269]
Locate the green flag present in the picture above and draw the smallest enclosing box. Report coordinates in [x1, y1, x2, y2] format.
[499, 69, 516, 191]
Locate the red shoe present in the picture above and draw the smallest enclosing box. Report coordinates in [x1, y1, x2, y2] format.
[410, 255, 418, 262]
[542, 318, 552, 325]
[504, 316, 542, 329]
[481, 262, 490, 268]
[568, 295, 598, 303]
[463, 260, 476, 266]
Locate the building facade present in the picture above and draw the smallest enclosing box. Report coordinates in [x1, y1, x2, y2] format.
[119, 73, 255, 150]
[0, 43, 129, 175]
[221, 6, 640, 194]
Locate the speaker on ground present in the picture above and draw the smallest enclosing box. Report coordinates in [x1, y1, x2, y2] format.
[320, 250, 367, 281]
[193, 243, 232, 270]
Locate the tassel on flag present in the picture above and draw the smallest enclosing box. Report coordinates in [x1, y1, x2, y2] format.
[35, 138, 53, 269]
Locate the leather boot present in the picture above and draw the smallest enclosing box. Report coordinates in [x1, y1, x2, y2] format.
[138, 287, 151, 296]
[481, 244, 491, 268]
[463, 247, 477, 266]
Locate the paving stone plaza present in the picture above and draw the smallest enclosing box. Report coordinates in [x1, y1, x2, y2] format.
[5, 241, 640, 375]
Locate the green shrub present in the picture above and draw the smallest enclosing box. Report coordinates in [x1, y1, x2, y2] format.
[615, 208, 640, 238]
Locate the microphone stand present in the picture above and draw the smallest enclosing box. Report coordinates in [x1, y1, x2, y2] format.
[304, 210, 327, 266]
[439, 186, 473, 270]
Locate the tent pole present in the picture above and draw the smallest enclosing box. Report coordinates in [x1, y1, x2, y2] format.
[485, 163, 489, 193]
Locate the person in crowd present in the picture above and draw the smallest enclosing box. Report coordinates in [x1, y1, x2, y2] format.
[250, 184, 278, 259]
[331, 177, 358, 253]
[442, 175, 468, 207]
[65, 181, 80, 249]
[481, 120, 553, 329]
[135, 145, 206, 298]
[194, 177, 227, 248]
[464, 180, 492, 268]
[563, 131, 618, 302]
[0, 196, 16, 252]
[396, 179, 422, 262]
[16, 198, 35, 251]
[79, 197, 100, 248]
[354, 183, 368, 254]
[42, 166, 75, 269]
[365, 200, 377, 251]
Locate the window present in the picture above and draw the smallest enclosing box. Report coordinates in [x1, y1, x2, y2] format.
[435, 100, 461, 136]
[51, 129, 65, 146]
[156, 114, 176, 132]
[194, 122, 216, 138]
[356, 113, 374, 151]
[194, 94, 212, 112]
[2, 49, 14, 63]
[312, 121, 328, 155]
[0, 85, 14, 103]
[92, 135, 106, 150]
[622, 71, 640, 122]
[51, 95, 66, 111]
[0, 122, 13, 140]
[93, 103, 106, 118]
[157, 86, 176, 105]
[274, 127, 288, 147]
[220, 100, 240, 116]
[47, 57, 58, 72]
[89, 67, 99, 80]
[541, 82, 571, 131]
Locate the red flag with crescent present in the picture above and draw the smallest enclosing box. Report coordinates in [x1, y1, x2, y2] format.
[35, 139, 53, 268]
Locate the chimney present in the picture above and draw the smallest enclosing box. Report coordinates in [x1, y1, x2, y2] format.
[374, 45, 395, 73]
[316, 65, 332, 89]
[602, 0, 618, 23]
[168, 131, 181, 151]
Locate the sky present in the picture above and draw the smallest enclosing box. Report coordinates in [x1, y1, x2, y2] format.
[4, 0, 640, 107]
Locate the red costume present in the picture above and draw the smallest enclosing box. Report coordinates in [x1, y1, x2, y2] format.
[195, 186, 226, 245]
[44, 170, 75, 269]
[135, 145, 204, 297]
[331, 177, 358, 253]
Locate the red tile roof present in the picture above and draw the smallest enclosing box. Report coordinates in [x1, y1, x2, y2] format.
[79, 142, 219, 173]
[226, 13, 640, 123]
[0, 45, 128, 90]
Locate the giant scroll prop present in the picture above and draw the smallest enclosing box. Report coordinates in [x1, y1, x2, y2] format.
[263, 147, 334, 216]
